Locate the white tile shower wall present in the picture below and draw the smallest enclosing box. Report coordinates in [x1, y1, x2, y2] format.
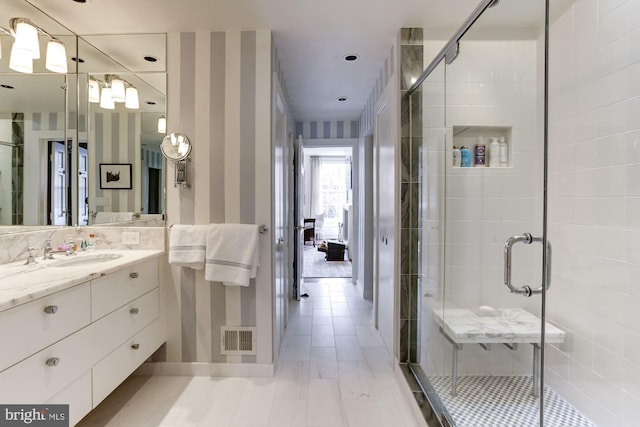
[547, 0, 640, 425]
[420, 40, 544, 378]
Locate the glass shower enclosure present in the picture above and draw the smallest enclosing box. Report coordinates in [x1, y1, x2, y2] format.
[409, 0, 595, 425]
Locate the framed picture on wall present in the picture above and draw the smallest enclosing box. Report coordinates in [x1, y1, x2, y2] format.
[99, 163, 132, 189]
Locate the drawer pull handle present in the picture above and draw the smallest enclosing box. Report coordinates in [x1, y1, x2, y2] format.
[130, 272, 139, 279]
[44, 305, 58, 314]
[131, 343, 140, 350]
[130, 308, 139, 314]
[46, 357, 60, 367]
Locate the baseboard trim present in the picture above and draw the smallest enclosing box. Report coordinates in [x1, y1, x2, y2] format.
[135, 362, 274, 378]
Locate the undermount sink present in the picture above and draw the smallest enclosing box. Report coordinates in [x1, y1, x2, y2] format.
[49, 253, 122, 267]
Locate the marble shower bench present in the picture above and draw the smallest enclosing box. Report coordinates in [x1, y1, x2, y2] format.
[432, 308, 565, 397]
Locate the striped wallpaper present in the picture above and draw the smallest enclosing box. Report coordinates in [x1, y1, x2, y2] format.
[164, 30, 274, 369]
[359, 45, 396, 137]
[90, 111, 140, 215]
[295, 119, 359, 139]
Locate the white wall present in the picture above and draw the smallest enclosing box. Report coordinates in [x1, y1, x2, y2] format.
[546, 0, 640, 425]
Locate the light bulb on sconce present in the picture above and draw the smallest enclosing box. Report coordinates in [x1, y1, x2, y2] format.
[45, 39, 67, 73]
[110, 77, 126, 103]
[100, 87, 115, 110]
[9, 41, 33, 73]
[125, 86, 139, 109]
[12, 19, 40, 59]
[157, 116, 166, 134]
[88, 79, 100, 103]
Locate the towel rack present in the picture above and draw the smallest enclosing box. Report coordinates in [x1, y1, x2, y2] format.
[168, 223, 269, 234]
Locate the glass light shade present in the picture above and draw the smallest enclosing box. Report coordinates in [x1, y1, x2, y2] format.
[100, 87, 115, 109]
[88, 80, 100, 103]
[13, 21, 40, 59]
[9, 42, 33, 73]
[110, 78, 125, 102]
[157, 116, 166, 134]
[125, 86, 139, 109]
[45, 40, 67, 73]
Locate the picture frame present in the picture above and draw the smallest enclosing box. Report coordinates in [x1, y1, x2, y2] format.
[99, 163, 132, 189]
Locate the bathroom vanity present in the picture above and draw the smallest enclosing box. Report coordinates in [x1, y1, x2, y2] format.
[0, 250, 164, 425]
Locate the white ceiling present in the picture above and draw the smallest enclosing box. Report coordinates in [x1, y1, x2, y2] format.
[11, 0, 563, 122]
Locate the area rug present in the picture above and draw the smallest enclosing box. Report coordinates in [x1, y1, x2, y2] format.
[302, 244, 352, 278]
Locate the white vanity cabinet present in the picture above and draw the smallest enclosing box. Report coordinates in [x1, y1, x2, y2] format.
[0, 254, 163, 426]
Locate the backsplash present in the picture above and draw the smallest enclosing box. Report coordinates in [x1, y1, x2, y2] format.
[0, 226, 165, 265]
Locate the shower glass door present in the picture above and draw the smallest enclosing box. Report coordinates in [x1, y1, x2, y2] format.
[414, 1, 569, 425]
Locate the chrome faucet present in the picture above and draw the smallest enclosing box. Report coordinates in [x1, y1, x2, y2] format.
[24, 247, 38, 265]
[43, 239, 73, 259]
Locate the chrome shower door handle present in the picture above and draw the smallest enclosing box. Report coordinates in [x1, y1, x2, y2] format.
[504, 233, 552, 297]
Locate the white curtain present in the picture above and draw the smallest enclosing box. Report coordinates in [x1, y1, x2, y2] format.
[309, 156, 323, 216]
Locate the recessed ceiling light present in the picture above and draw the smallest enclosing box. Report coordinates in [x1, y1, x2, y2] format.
[71, 57, 85, 63]
[72, 0, 88, 3]
[146, 101, 157, 105]
[1, 84, 14, 89]
[144, 56, 159, 63]
[337, 96, 348, 102]
[343, 54, 359, 62]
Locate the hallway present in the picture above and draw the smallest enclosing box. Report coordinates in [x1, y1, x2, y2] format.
[78, 278, 424, 426]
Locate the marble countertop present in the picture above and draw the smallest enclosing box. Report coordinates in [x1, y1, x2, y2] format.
[0, 249, 164, 312]
[433, 308, 565, 344]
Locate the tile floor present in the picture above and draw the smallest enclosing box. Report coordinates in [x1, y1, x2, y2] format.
[78, 278, 426, 427]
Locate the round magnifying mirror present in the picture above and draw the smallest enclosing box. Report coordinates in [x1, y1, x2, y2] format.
[160, 132, 192, 161]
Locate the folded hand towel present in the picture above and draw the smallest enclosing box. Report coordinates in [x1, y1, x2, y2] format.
[205, 224, 259, 286]
[169, 224, 208, 269]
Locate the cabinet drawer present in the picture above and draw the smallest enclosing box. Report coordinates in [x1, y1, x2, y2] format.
[92, 257, 158, 321]
[46, 370, 92, 427]
[0, 283, 91, 372]
[0, 324, 93, 404]
[92, 319, 163, 406]
[91, 288, 159, 364]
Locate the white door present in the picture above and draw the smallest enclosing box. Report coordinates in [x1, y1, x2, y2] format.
[50, 141, 67, 225]
[78, 145, 88, 225]
[294, 135, 305, 301]
[375, 91, 396, 353]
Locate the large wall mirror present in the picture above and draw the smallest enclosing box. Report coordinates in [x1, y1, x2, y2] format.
[0, 0, 166, 232]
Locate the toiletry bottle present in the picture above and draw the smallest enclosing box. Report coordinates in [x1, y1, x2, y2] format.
[474, 137, 486, 167]
[489, 137, 500, 167]
[499, 137, 508, 166]
[86, 232, 96, 251]
[460, 146, 471, 167]
[452, 146, 461, 167]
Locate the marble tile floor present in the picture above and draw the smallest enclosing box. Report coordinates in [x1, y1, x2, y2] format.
[78, 278, 427, 427]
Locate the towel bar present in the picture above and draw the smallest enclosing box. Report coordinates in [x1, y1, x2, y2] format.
[168, 223, 268, 234]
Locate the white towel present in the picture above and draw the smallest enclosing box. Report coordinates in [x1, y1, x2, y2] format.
[114, 212, 134, 221]
[169, 225, 208, 269]
[205, 224, 259, 286]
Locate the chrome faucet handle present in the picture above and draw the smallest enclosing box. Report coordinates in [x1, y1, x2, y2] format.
[24, 247, 38, 265]
[43, 239, 55, 260]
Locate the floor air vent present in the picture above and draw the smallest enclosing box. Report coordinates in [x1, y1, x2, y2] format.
[221, 327, 257, 355]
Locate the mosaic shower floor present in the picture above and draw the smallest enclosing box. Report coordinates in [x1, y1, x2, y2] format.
[430, 376, 595, 427]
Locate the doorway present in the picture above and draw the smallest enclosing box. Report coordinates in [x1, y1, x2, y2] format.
[299, 146, 353, 280]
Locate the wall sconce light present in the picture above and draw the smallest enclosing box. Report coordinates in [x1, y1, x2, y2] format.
[2, 18, 68, 74]
[157, 116, 166, 134]
[91, 74, 140, 110]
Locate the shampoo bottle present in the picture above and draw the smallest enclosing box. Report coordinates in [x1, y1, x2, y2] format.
[489, 137, 500, 167]
[499, 137, 508, 166]
[460, 146, 471, 167]
[452, 146, 461, 167]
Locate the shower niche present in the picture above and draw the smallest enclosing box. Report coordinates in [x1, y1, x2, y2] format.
[452, 125, 511, 168]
